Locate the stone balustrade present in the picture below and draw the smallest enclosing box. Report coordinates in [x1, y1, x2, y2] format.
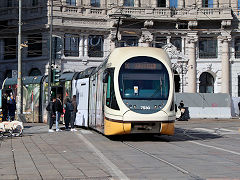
[61, 6, 232, 21]
[0, 5, 233, 22]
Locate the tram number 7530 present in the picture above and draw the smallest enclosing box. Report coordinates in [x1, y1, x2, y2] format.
[140, 106, 151, 110]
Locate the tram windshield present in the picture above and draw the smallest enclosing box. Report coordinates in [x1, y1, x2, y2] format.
[119, 56, 170, 100]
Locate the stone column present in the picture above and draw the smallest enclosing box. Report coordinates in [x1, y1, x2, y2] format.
[100, 0, 106, 7]
[181, 37, 185, 54]
[167, 36, 171, 44]
[82, 0, 89, 6]
[186, 33, 198, 93]
[83, 35, 88, 57]
[220, 36, 231, 93]
[196, 0, 201, 7]
[79, 35, 84, 57]
[76, 0, 81, 6]
[214, 0, 219, 8]
[178, 0, 184, 8]
[185, 0, 192, 7]
[119, 0, 124, 6]
[152, 0, 157, 7]
[166, 0, 169, 7]
[62, 0, 67, 5]
[134, 0, 139, 7]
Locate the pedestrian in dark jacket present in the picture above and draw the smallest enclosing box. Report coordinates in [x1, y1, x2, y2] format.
[178, 100, 185, 121]
[64, 98, 74, 130]
[7, 95, 16, 121]
[46, 97, 56, 132]
[55, 96, 63, 131]
[2, 93, 8, 121]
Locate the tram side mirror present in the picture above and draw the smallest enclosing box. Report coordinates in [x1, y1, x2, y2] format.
[103, 71, 109, 83]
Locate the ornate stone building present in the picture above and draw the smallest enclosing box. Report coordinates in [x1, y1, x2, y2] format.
[0, 0, 240, 98]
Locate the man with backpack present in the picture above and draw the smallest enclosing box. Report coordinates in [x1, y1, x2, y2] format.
[64, 97, 76, 131]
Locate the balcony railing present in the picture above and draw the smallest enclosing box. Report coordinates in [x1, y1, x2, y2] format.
[0, 4, 233, 22]
[61, 6, 232, 21]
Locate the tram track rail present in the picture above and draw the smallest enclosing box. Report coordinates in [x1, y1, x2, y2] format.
[119, 125, 240, 180]
[121, 140, 204, 180]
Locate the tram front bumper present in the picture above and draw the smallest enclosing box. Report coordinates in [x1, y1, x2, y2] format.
[104, 117, 175, 136]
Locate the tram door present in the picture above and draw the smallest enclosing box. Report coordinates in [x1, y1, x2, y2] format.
[89, 75, 97, 128]
[95, 72, 104, 131]
[75, 78, 89, 127]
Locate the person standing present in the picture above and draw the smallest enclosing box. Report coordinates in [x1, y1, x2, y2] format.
[2, 93, 8, 121]
[238, 101, 240, 119]
[7, 94, 16, 121]
[46, 97, 56, 132]
[178, 100, 185, 121]
[64, 98, 73, 130]
[70, 95, 77, 132]
[55, 96, 63, 131]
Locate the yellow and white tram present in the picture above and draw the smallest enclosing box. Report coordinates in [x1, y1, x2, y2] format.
[74, 47, 176, 135]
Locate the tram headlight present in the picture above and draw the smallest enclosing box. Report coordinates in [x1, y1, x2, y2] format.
[158, 105, 161, 108]
[154, 105, 157, 109]
[133, 105, 137, 109]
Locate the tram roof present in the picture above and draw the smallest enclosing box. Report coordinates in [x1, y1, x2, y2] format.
[75, 67, 96, 79]
[4, 76, 44, 86]
[45, 72, 77, 82]
[59, 72, 77, 81]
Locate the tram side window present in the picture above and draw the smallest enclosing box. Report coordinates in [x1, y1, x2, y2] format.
[106, 70, 119, 110]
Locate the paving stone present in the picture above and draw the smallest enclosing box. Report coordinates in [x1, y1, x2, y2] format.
[0, 174, 18, 180]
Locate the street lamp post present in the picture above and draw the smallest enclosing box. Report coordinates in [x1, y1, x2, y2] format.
[17, 0, 22, 118]
[47, 0, 53, 123]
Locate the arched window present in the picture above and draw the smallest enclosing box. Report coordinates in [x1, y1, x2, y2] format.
[173, 70, 180, 92]
[199, 72, 214, 93]
[29, 68, 41, 76]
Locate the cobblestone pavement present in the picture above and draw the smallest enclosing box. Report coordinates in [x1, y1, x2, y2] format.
[0, 119, 240, 180]
[0, 123, 113, 180]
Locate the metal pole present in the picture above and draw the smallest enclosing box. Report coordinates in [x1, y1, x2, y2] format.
[17, 0, 22, 118]
[181, 61, 184, 92]
[47, 0, 53, 123]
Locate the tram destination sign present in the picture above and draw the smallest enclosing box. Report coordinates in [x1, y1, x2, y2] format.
[125, 63, 162, 70]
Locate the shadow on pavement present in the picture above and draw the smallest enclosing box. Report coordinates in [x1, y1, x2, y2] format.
[108, 127, 222, 142]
